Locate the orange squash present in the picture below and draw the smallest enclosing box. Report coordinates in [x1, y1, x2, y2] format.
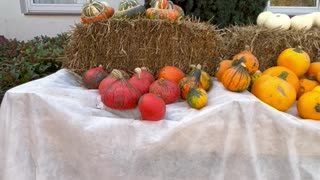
[158, 66, 185, 84]
[221, 63, 251, 92]
[297, 91, 320, 120]
[179, 65, 202, 100]
[312, 86, 320, 92]
[297, 78, 319, 99]
[277, 47, 310, 77]
[262, 66, 300, 94]
[306, 62, 320, 79]
[215, 60, 232, 81]
[232, 45, 259, 74]
[317, 72, 320, 83]
[251, 74, 296, 112]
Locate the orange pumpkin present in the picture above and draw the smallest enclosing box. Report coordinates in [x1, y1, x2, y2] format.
[317, 72, 320, 83]
[221, 63, 251, 92]
[277, 47, 310, 77]
[215, 60, 232, 81]
[262, 66, 300, 94]
[158, 66, 185, 84]
[251, 74, 296, 112]
[312, 86, 320, 92]
[297, 78, 319, 99]
[232, 45, 259, 74]
[306, 62, 320, 79]
[297, 91, 320, 120]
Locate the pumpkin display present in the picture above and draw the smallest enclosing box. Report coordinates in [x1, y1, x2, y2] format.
[179, 66, 202, 100]
[277, 47, 310, 77]
[306, 62, 320, 80]
[149, 78, 180, 104]
[113, 0, 145, 18]
[100, 69, 141, 110]
[129, 67, 154, 95]
[80, 0, 114, 24]
[264, 13, 291, 30]
[168, 1, 185, 17]
[297, 91, 320, 120]
[251, 74, 296, 112]
[187, 87, 208, 109]
[262, 66, 300, 94]
[146, 0, 182, 21]
[256, 11, 273, 26]
[221, 63, 251, 92]
[82, 65, 107, 89]
[188, 64, 212, 91]
[290, 14, 314, 31]
[297, 78, 319, 99]
[248, 70, 262, 91]
[138, 93, 166, 121]
[215, 60, 232, 81]
[232, 45, 259, 74]
[158, 66, 185, 84]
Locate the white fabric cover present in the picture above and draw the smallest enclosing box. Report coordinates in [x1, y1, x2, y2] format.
[1, 69, 320, 180]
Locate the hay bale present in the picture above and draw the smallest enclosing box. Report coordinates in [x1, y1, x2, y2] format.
[215, 25, 320, 71]
[63, 18, 219, 76]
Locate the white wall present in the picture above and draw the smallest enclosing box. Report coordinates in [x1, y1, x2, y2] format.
[0, 0, 144, 41]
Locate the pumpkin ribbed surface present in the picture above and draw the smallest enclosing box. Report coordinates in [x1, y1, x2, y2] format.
[221, 63, 251, 92]
[232, 45, 259, 74]
[215, 60, 232, 81]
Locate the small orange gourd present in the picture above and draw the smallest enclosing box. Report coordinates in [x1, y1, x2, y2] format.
[306, 62, 320, 79]
[277, 47, 310, 77]
[297, 78, 319, 99]
[215, 60, 232, 81]
[158, 66, 185, 84]
[317, 72, 320, 83]
[221, 63, 251, 92]
[297, 91, 320, 120]
[232, 45, 259, 74]
[262, 66, 300, 94]
[251, 73, 296, 112]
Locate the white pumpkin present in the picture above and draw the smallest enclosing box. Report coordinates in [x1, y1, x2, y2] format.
[313, 12, 320, 28]
[290, 14, 314, 31]
[264, 13, 291, 30]
[257, 11, 273, 26]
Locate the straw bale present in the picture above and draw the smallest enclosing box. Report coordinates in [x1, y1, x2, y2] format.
[215, 25, 320, 72]
[63, 17, 219, 76]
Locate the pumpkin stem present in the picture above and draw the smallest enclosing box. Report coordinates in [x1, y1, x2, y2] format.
[315, 103, 320, 113]
[294, 46, 304, 53]
[244, 45, 251, 51]
[278, 71, 289, 80]
[189, 64, 196, 69]
[134, 67, 142, 80]
[111, 69, 125, 79]
[196, 64, 202, 70]
[240, 62, 247, 68]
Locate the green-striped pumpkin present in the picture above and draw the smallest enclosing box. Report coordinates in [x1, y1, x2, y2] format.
[221, 63, 251, 92]
[113, 0, 145, 18]
[187, 88, 208, 109]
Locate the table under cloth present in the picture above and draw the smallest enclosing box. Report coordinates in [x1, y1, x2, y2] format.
[1, 69, 320, 180]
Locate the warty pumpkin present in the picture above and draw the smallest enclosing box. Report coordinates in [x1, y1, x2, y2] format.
[221, 63, 251, 92]
[297, 91, 320, 120]
[277, 47, 311, 77]
[215, 59, 232, 82]
[80, 0, 114, 24]
[145, 0, 181, 21]
[179, 66, 202, 100]
[232, 45, 259, 74]
[187, 87, 208, 109]
[251, 74, 296, 112]
[262, 66, 300, 94]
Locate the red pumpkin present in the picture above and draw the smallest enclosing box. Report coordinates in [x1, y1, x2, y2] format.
[100, 69, 141, 110]
[140, 67, 155, 84]
[129, 67, 154, 95]
[82, 65, 107, 89]
[149, 78, 180, 104]
[138, 93, 166, 121]
[98, 69, 129, 95]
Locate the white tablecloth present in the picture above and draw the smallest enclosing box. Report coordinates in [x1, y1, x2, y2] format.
[1, 69, 320, 180]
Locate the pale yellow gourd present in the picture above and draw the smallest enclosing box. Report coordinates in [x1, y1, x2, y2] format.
[256, 11, 273, 26]
[313, 12, 320, 28]
[290, 14, 314, 31]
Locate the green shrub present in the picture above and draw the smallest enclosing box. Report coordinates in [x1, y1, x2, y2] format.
[0, 33, 69, 102]
[145, 0, 268, 28]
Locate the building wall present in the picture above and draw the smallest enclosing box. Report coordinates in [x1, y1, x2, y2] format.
[0, 0, 144, 41]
